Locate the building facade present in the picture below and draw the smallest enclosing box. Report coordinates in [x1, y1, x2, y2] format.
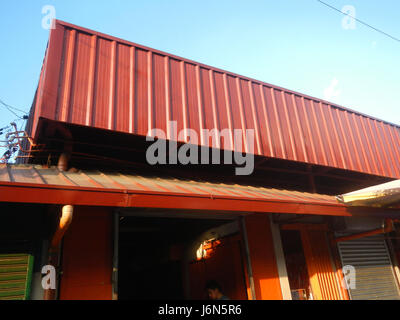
[1, 20, 400, 300]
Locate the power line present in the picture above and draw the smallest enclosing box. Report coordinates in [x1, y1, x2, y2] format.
[0, 99, 27, 114]
[0, 104, 23, 119]
[0, 98, 28, 120]
[316, 0, 400, 43]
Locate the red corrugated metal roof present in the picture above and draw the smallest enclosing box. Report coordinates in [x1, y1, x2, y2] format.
[0, 164, 354, 216]
[29, 20, 400, 179]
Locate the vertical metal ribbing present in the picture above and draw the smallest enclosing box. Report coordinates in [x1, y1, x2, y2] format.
[85, 35, 97, 127]
[319, 235, 339, 299]
[270, 88, 287, 158]
[147, 51, 153, 135]
[334, 108, 355, 169]
[222, 74, 234, 150]
[318, 102, 337, 167]
[180, 61, 189, 142]
[259, 85, 274, 157]
[365, 118, 386, 175]
[351, 113, 372, 173]
[247, 81, 262, 155]
[60, 29, 76, 123]
[300, 97, 317, 164]
[391, 127, 400, 159]
[108, 41, 117, 131]
[379, 121, 399, 177]
[291, 94, 308, 163]
[344, 111, 363, 171]
[372, 119, 393, 177]
[33, 54, 46, 125]
[281, 91, 297, 161]
[195, 65, 205, 146]
[387, 126, 400, 176]
[129, 46, 135, 134]
[325, 107, 346, 170]
[235, 77, 248, 153]
[309, 101, 328, 166]
[164, 56, 171, 140]
[358, 116, 380, 174]
[208, 70, 220, 149]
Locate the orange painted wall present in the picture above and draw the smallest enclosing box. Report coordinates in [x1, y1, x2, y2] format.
[188, 234, 248, 300]
[301, 230, 342, 300]
[244, 214, 282, 300]
[59, 206, 113, 300]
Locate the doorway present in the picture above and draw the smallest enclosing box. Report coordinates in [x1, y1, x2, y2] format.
[116, 214, 248, 300]
[280, 230, 312, 300]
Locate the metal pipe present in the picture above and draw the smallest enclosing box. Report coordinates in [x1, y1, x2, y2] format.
[44, 153, 74, 300]
[50, 205, 74, 249]
[335, 219, 394, 243]
[57, 152, 70, 171]
[43, 205, 74, 300]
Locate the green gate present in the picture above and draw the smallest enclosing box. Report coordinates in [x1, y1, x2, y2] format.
[0, 254, 34, 300]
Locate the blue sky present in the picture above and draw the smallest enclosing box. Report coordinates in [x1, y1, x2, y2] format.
[0, 0, 399, 158]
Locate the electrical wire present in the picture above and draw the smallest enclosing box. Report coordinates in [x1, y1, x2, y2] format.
[0, 98, 28, 120]
[0, 117, 27, 162]
[316, 0, 400, 43]
[0, 98, 27, 114]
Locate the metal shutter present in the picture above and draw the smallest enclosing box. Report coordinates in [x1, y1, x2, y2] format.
[337, 235, 400, 300]
[0, 254, 34, 300]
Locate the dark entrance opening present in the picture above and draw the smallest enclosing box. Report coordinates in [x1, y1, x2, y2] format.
[117, 215, 232, 300]
[280, 230, 312, 300]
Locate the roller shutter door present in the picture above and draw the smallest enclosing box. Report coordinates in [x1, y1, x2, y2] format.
[337, 235, 400, 300]
[0, 254, 34, 300]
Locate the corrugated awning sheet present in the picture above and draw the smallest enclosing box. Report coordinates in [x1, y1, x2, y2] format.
[337, 179, 400, 208]
[0, 164, 334, 202]
[0, 164, 352, 216]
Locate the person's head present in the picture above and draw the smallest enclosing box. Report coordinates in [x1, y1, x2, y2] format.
[205, 280, 223, 300]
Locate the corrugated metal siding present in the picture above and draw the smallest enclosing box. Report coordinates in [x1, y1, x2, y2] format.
[0, 164, 339, 205]
[301, 230, 342, 300]
[337, 235, 400, 300]
[30, 20, 400, 178]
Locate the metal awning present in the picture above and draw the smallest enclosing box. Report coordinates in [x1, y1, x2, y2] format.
[0, 164, 381, 217]
[337, 180, 400, 208]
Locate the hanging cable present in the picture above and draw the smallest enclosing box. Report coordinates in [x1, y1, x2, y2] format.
[0, 98, 29, 120]
[0, 98, 28, 114]
[316, 0, 400, 43]
[0, 117, 29, 163]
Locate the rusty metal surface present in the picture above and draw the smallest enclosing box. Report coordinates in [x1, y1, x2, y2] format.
[28, 20, 400, 179]
[0, 163, 339, 206]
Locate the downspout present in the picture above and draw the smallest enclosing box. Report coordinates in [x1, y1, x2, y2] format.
[43, 153, 74, 300]
[49, 205, 74, 250]
[335, 219, 394, 243]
